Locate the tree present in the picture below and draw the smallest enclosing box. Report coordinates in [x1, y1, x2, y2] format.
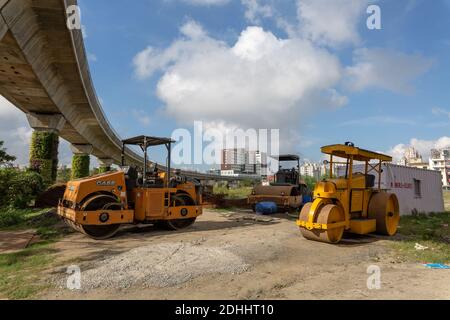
[0, 140, 16, 167]
[303, 175, 317, 191]
[57, 165, 72, 183]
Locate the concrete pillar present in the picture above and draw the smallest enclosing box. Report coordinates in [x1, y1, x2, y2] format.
[97, 158, 114, 173]
[70, 144, 93, 180]
[26, 113, 66, 185]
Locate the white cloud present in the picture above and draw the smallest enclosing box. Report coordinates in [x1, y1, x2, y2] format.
[133, 22, 345, 131]
[132, 20, 213, 80]
[0, 96, 32, 166]
[180, 20, 207, 39]
[132, 9, 433, 154]
[242, 0, 274, 24]
[0, 95, 72, 167]
[297, 0, 369, 47]
[346, 48, 433, 94]
[87, 52, 97, 62]
[388, 136, 450, 162]
[81, 24, 88, 38]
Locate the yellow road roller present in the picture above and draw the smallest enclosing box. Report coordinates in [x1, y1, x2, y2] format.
[297, 142, 400, 244]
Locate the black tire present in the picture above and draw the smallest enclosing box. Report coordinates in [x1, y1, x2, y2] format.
[81, 224, 121, 240]
[157, 194, 197, 231]
[79, 194, 122, 240]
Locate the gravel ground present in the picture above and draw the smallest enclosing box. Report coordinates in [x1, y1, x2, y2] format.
[44, 209, 450, 300]
[56, 240, 250, 290]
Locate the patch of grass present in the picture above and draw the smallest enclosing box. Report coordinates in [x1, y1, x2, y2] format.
[213, 186, 253, 199]
[0, 208, 68, 240]
[0, 243, 56, 299]
[0, 208, 48, 229]
[443, 190, 450, 212]
[392, 212, 450, 263]
[0, 208, 70, 299]
[0, 208, 27, 228]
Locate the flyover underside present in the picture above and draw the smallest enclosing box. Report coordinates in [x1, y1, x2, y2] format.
[0, 0, 244, 182]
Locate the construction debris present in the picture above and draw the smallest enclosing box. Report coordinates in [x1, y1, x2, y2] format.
[415, 243, 429, 251]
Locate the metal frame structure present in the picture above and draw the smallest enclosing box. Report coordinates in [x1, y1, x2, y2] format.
[277, 154, 301, 185]
[121, 136, 175, 187]
[322, 142, 392, 191]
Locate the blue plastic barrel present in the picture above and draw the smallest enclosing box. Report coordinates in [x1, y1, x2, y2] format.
[255, 202, 278, 215]
[302, 195, 312, 204]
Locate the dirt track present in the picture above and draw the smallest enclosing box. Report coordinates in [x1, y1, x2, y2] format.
[42, 209, 450, 300]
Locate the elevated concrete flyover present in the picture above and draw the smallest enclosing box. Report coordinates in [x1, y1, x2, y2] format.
[0, 0, 256, 183]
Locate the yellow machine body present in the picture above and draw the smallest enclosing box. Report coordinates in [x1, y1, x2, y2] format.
[297, 143, 400, 244]
[57, 135, 203, 239]
[58, 170, 202, 239]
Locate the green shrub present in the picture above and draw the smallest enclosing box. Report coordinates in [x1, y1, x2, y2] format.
[0, 208, 26, 228]
[0, 168, 16, 207]
[71, 154, 90, 179]
[29, 131, 59, 184]
[303, 176, 317, 191]
[239, 179, 255, 188]
[0, 168, 45, 209]
[98, 166, 110, 174]
[56, 166, 71, 183]
[11, 171, 45, 208]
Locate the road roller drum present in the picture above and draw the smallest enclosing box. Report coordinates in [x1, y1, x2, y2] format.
[369, 192, 400, 236]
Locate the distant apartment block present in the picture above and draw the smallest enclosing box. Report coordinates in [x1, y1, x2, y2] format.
[299, 162, 320, 179]
[399, 146, 429, 169]
[300, 162, 339, 180]
[221, 149, 266, 176]
[429, 148, 450, 190]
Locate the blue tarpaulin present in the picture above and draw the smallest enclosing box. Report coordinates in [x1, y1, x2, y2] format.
[424, 263, 450, 269]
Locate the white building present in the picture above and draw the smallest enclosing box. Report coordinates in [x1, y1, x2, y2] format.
[300, 162, 339, 180]
[220, 170, 239, 177]
[337, 163, 444, 215]
[429, 148, 450, 190]
[300, 162, 320, 179]
[398, 146, 429, 169]
[221, 149, 267, 176]
[221, 148, 246, 172]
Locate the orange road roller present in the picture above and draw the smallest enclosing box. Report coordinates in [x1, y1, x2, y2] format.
[297, 142, 400, 244]
[57, 136, 203, 239]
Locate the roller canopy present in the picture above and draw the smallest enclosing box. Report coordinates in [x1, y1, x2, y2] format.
[122, 136, 175, 148]
[321, 144, 392, 162]
[278, 155, 300, 162]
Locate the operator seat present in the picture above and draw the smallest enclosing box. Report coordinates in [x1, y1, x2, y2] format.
[144, 166, 165, 188]
[122, 166, 138, 205]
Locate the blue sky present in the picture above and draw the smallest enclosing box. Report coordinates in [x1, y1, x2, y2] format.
[1, 0, 450, 168]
